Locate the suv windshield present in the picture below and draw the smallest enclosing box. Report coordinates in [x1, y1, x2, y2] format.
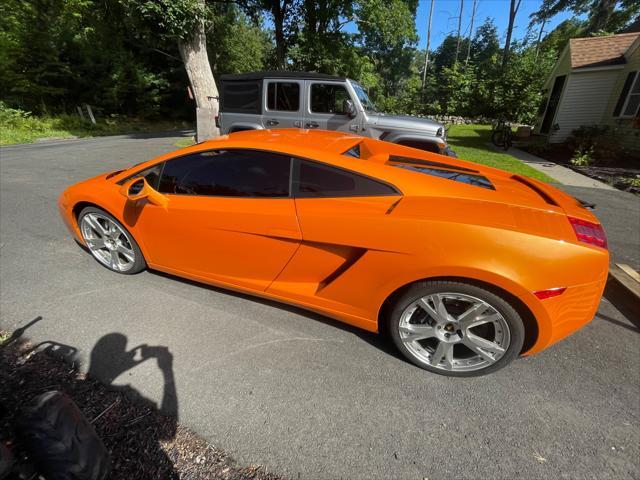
[350, 81, 379, 113]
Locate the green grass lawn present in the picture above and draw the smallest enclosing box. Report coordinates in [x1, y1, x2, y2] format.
[174, 137, 196, 148]
[447, 124, 556, 183]
[0, 107, 192, 146]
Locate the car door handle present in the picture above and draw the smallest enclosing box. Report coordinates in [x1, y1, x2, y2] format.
[266, 119, 279, 126]
[305, 121, 319, 128]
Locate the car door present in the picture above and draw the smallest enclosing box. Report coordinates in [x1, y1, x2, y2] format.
[129, 149, 302, 292]
[304, 81, 359, 133]
[262, 79, 304, 129]
[267, 158, 402, 320]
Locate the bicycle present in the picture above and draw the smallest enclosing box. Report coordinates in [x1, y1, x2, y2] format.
[491, 117, 513, 151]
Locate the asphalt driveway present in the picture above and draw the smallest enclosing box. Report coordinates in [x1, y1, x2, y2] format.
[1, 134, 639, 480]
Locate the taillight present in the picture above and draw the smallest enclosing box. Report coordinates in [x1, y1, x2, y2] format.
[568, 216, 607, 249]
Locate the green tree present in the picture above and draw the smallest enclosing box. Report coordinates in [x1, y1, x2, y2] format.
[530, 0, 639, 34]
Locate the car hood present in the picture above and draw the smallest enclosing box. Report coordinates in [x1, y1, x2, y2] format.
[368, 114, 443, 134]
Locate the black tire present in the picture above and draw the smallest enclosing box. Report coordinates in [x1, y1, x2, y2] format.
[386, 280, 525, 377]
[503, 131, 512, 151]
[491, 130, 504, 147]
[78, 206, 146, 274]
[18, 391, 110, 480]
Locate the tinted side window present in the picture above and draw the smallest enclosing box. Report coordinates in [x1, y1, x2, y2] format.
[158, 150, 291, 197]
[310, 84, 350, 114]
[221, 81, 260, 114]
[267, 82, 300, 111]
[294, 160, 398, 198]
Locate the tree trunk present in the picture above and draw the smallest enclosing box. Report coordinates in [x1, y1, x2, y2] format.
[534, 18, 546, 61]
[454, 0, 464, 65]
[271, 1, 287, 69]
[465, 0, 477, 65]
[501, 0, 520, 70]
[421, 0, 435, 91]
[177, 2, 219, 141]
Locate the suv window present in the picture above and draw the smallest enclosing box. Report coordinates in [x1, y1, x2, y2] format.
[158, 150, 291, 197]
[310, 84, 350, 114]
[220, 81, 260, 114]
[294, 160, 398, 198]
[267, 82, 300, 111]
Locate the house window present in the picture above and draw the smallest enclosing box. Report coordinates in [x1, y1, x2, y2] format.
[614, 71, 640, 118]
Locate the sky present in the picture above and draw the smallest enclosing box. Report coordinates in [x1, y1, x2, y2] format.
[415, 0, 581, 50]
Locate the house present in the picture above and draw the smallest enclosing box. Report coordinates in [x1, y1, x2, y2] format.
[536, 32, 640, 153]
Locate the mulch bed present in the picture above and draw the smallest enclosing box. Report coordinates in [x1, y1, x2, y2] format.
[0, 333, 284, 480]
[517, 140, 640, 195]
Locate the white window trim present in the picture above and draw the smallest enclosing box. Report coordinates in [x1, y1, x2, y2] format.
[619, 71, 640, 118]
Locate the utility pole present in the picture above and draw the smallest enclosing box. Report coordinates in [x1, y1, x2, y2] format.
[454, 0, 464, 65]
[465, 0, 478, 65]
[422, 0, 435, 90]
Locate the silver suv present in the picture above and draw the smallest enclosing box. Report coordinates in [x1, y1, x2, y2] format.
[218, 72, 455, 156]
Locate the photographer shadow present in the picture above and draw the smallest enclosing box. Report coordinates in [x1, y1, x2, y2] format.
[87, 333, 178, 418]
[86, 333, 179, 478]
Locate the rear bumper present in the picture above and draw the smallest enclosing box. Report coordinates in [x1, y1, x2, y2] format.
[525, 273, 608, 355]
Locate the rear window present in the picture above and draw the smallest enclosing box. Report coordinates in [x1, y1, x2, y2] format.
[221, 80, 260, 114]
[393, 164, 495, 190]
[295, 160, 398, 197]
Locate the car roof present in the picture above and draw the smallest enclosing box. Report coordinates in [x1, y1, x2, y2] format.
[205, 129, 362, 155]
[220, 71, 347, 82]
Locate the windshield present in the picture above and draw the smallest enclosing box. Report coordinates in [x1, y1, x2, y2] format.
[350, 81, 379, 113]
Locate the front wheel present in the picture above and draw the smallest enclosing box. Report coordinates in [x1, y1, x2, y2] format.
[78, 206, 146, 274]
[387, 281, 525, 377]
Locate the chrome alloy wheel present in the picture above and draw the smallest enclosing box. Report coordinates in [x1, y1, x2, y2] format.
[398, 293, 511, 372]
[80, 213, 136, 272]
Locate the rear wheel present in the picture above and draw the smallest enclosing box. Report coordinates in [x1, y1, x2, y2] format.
[387, 281, 525, 377]
[78, 206, 146, 274]
[491, 130, 505, 147]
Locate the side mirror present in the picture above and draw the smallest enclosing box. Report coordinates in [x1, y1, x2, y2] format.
[119, 177, 168, 209]
[344, 99, 357, 118]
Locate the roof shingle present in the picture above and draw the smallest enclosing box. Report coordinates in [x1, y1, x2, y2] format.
[569, 32, 640, 69]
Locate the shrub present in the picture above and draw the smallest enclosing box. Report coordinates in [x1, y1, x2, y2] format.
[567, 125, 621, 164]
[570, 146, 595, 166]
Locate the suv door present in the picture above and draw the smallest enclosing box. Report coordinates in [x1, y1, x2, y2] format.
[304, 81, 360, 133]
[127, 149, 302, 291]
[262, 79, 304, 129]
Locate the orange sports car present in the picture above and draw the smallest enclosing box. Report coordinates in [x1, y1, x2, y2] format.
[58, 129, 609, 376]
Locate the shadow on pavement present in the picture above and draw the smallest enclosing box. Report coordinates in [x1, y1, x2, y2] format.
[1, 325, 180, 478]
[149, 269, 406, 363]
[0, 316, 43, 349]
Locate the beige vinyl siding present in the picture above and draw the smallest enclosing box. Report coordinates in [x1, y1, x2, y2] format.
[602, 46, 640, 153]
[548, 70, 620, 143]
